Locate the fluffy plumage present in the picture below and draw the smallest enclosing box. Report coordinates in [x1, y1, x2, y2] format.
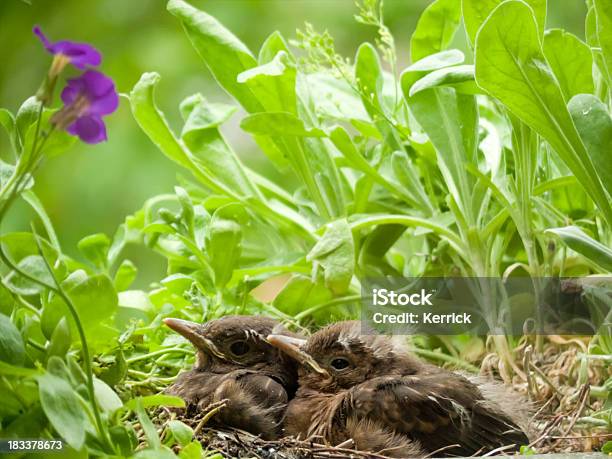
[164, 315, 300, 439]
[269, 320, 530, 457]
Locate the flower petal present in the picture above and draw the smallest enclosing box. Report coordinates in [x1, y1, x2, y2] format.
[60, 77, 84, 105]
[67, 115, 107, 144]
[33, 26, 101, 69]
[80, 70, 119, 115]
[33, 26, 52, 50]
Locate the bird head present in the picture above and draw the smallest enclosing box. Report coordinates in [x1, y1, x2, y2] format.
[164, 315, 301, 387]
[267, 321, 423, 393]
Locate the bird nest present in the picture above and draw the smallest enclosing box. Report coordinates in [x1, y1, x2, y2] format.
[148, 335, 610, 458]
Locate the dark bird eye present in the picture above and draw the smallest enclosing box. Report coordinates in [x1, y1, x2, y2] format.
[229, 340, 251, 356]
[330, 357, 350, 371]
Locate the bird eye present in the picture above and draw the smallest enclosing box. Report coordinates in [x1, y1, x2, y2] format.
[330, 357, 350, 371]
[229, 340, 251, 356]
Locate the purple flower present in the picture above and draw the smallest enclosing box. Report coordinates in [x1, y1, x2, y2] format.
[33, 26, 101, 70]
[53, 70, 119, 144]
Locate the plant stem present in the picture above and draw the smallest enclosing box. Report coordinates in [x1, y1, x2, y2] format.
[32, 231, 116, 454]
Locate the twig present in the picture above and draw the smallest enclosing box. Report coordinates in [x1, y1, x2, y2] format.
[194, 399, 229, 435]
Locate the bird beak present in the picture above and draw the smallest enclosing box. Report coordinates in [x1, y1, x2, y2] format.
[266, 334, 329, 375]
[163, 318, 224, 358]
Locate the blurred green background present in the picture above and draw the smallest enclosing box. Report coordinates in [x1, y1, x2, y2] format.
[0, 0, 587, 286]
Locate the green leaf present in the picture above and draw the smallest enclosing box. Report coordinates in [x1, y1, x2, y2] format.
[78, 233, 111, 269]
[307, 219, 354, 294]
[411, 0, 461, 62]
[355, 43, 384, 118]
[178, 442, 204, 459]
[180, 94, 260, 198]
[37, 372, 89, 450]
[545, 226, 612, 271]
[595, 0, 612, 83]
[4, 255, 54, 295]
[93, 377, 123, 412]
[237, 51, 297, 114]
[568, 94, 612, 199]
[240, 112, 325, 137]
[543, 29, 594, 101]
[0, 360, 41, 377]
[273, 274, 333, 317]
[258, 31, 291, 64]
[400, 49, 464, 95]
[46, 317, 71, 360]
[475, 0, 612, 228]
[409, 65, 478, 97]
[22, 190, 61, 251]
[167, 0, 261, 112]
[404, 86, 477, 223]
[130, 73, 193, 170]
[0, 313, 25, 365]
[114, 259, 138, 291]
[167, 420, 193, 447]
[0, 108, 17, 153]
[49, 272, 118, 343]
[206, 212, 242, 289]
[15, 96, 40, 149]
[462, 0, 546, 45]
[134, 398, 161, 450]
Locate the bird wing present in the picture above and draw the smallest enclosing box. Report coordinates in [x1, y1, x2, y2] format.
[343, 373, 529, 456]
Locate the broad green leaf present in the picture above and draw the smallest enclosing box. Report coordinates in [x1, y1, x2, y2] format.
[206, 211, 242, 289]
[355, 43, 384, 118]
[543, 29, 594, 101]
[545, 226, 612, 271]
[401, 49, 464, 95]
[475, 0, 612, 228]
[411, 0, 461, 61]
[114, 259, 138, 291]
[180, 94, 260, 198]
[595, 0, 612, 83]
[462, 0, 546, 45]
[258, 31, 291, 64]
[4, 255, 54, 295]
[167, 0, 261, 112]
[130, 73, 192, 170]
[273, 274, 333, 317]
[0, 313, 25, 365]
[93, 377, 123, 413]
[307, 219, 354, 294]
[240, 112, 325, 137]
[37, 372, 89, 450]
[49, 272, 118, 343]
[390, 150, 435, 214]
[132, 449, 177, 459]
[78, 233, 110, 269]
[166, 420, 193, 447]
[179, 442, 204, 459]
[237, 51, 297, 114]
[409, 65, 478, 97]
[404, 86, 478, 223]
[568, 94, 612, 199]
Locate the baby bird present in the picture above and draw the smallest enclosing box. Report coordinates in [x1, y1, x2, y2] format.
[164, 315, 301, 439]
[268, 321, 530, 457]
